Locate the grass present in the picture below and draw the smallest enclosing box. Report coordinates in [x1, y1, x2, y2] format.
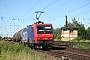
[70, 39, 90, 42]
[54, 39, 61, 41]
[0, 40, 35, 60]
[70, 39, 90, 49]
[0, 40, 59, 60]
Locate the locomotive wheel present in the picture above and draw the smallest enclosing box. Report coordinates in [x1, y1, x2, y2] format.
[42, 45, 47, 50]
[42, 45, 45, 50]
[34, 44, 37, 50]
[19, 41, 22, 44]
[24, 42, 26, 46]
[30, 43, 34, 49]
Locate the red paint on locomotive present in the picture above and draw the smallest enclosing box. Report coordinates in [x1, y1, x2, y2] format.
[32, 24, 54, 43]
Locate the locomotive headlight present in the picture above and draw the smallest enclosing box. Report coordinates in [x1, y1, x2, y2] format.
[38, 38, 40, 39]
[50, 38, 52, 39]
[45, 38, 48, 39]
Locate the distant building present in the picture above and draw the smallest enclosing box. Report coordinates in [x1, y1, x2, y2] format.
[61, 27, 78, 41]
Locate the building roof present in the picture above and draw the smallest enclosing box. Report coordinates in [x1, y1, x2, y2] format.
[61, 26, 78, 30]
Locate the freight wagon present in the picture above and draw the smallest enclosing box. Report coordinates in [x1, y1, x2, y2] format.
[13, 29, 23, 42]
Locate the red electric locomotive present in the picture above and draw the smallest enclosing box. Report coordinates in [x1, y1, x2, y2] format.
[22, 21, 54, 49]
[33, 21, 54, 49]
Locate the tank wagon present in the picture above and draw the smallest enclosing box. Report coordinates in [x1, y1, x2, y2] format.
[13, 29, 23, 42]
[13, 21, 54, 49]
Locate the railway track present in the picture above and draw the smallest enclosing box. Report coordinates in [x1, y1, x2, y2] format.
[48, 50, 90, 60]
[35, 44, 90, 60]
[54, 41, 90, 50]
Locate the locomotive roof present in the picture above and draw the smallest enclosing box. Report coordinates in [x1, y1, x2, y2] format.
[22, 23, 52, 30]
[32, 23, 52, 26]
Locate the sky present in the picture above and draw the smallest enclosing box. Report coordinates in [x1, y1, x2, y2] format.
[0, 0, 90, 37]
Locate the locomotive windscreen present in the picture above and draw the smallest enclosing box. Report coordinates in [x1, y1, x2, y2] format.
[37, 26, 53, 34]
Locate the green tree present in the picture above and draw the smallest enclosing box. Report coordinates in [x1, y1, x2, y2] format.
[78, 25, 85, 39]
[0, 36, 2, 40]
[65, 17, 81, 27]
[54, 28, 61, 39]
[85, 27, 90, 40]
[64, 17, 86, 39]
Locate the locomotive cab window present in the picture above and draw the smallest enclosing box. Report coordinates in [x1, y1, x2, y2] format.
[37, 26, 53, 34]
[45, 26, 53, 34]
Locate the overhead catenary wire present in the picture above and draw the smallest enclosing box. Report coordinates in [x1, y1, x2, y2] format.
[1, 1, 13, 33]
[10, 0, 41, 36]
[1, 0, 12, 17]
[66, 3, 90, 14]
[22, 0, 41, 19]
[50, 0, 72, 13]
[27, 0, 57, 21]
[41, 0, 57, 11]
[28, 15, 35, 20]
[53, 2, 90, 19]
[0, 0, 14, 37]
[1, 0, 13, 36]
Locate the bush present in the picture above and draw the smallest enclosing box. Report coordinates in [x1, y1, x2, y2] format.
[0, 36, 2, 40]
[71, 37, 82, 42]
[0, 40, 33, 53]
